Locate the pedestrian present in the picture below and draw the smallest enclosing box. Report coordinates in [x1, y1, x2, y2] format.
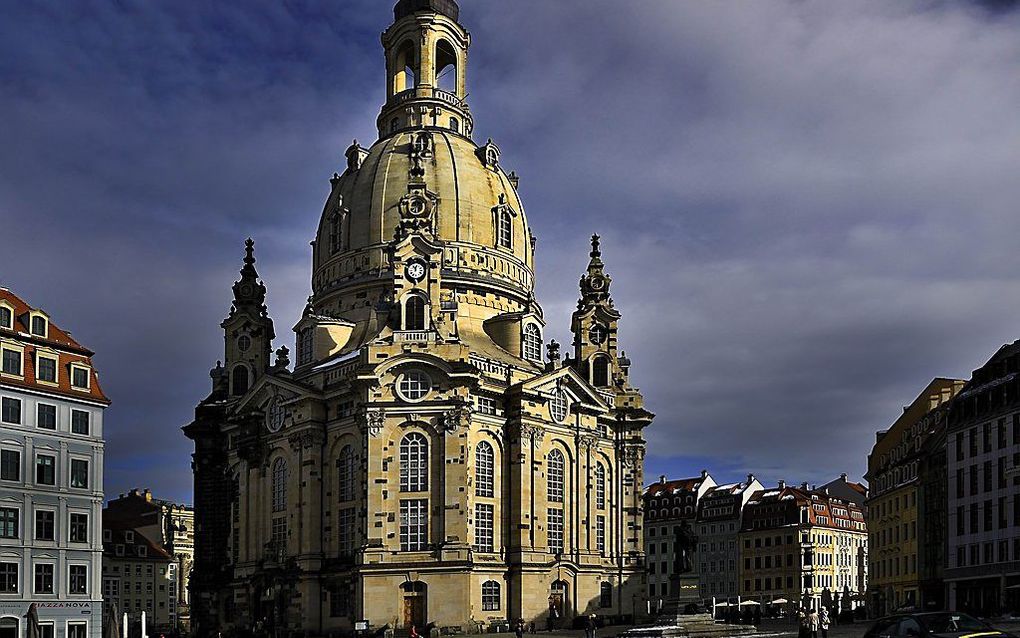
[797, 608, 810, 638]
[410, 624, 420, 638]
[809, 609, 819, 638]
[585, 615, 597, 638]
[819, 607, 830, 638]
[529, 622, 536, 635]
[515, 619, 524, 638]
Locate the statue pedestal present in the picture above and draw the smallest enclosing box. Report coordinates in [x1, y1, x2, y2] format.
[620, 576, 757, 638]
[657, 575, 701, 621]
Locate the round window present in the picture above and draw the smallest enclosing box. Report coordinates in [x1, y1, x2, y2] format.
[589, 324, 607, 345]
[237, 335, 252, 352]
[550, 389, 569, 423]
[398, 370, 432, 402]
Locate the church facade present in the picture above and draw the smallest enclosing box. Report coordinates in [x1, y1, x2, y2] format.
[184, 1, 652, 634]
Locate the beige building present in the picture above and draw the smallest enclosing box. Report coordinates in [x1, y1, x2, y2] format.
[739, 482, 868, 614]
[865, 378, 962, 615]
[184, 1, 653, 636]
[103, 490, 194, 631]
[101, 518, 176, 632]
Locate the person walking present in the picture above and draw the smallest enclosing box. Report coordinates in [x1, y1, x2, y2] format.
[797, 608, 810, 638]
[819, 607, 830, 638]
[409, 625, 420, 638]
[515, 620, 525, 638]
[585, 615, 597, 638]
[808, 609, 820, 638]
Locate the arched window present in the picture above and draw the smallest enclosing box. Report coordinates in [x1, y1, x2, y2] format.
[400, 432, 429, 492]
[231, 365, 249, 396]
[592, 356, 610, 387]
[393, 40, 418, 93]
[450, 117, 460, 134]
[522, 324, 542, 362]
[600, 582, 612, 608]
[436, 39, 458, 94]
[549, 389, 568, 423]
[337, 445, 356, 502]
[271, 458, 287, 512]
[481, 580, 500, 611]
[405, 296, 427, 331]
[595, 463, 606, 509]
[497, 210, 512, 248]
[390, 118, 400, 133]
[475, 441, 494, 498]
[547, 449, 564, 503]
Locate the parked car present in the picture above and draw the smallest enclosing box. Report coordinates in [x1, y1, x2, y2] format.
[863, 612, 1017, 638]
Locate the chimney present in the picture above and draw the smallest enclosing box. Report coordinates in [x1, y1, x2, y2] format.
[801, 482, 809, 490]
[701, 469, 708, 479]
[144, 489, 152, 502]
[778, 480, 786, 489]
[659, 475, 666, 484]
[747, 474, 755, 484]
[840, 473, 848, 482]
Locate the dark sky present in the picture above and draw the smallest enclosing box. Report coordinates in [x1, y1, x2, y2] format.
[3, 1, 1020, 505]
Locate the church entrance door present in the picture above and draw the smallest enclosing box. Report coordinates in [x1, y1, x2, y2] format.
[401, 581, 427, 629]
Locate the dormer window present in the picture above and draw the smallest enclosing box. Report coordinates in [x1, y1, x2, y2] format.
[522, 324, 542, 362]
[36, 354, 57, 384]
[0, 307, 11, 330]
[30, 315, 47, 338]
[70, 365, 90, 390]
[1, 347, 22, 376]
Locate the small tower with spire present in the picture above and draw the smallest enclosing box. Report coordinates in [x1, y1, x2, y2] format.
[570, 234, 624, 389]
[221, 238, 275, 397]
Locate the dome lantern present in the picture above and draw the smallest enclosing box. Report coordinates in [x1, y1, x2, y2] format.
[379, 0, 472, 138]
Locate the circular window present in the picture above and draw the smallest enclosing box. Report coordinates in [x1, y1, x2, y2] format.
[549, 389, 569, 423]
[237, 335, 252, 352]
[398, 370, 432, 402]
[589, 324, 607, 345]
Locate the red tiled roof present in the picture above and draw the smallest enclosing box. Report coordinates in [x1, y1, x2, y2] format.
[644, 476, 704, 498]
[0, 287, 110, 404]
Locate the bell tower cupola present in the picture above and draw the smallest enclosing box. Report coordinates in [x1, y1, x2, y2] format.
[379, 0, 472, 138]
[221, 238, 275, 397]
[570, 235, 623, 389]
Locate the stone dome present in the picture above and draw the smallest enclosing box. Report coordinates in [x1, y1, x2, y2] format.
[311, 128, 535, 313]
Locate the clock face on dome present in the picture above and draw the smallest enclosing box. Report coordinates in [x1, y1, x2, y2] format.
[405, 260, 427, 283]
[589, 276, 605, 291]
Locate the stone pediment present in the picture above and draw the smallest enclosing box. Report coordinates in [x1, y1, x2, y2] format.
[231, 372, 315, 415]
[517, 365, 610, 413]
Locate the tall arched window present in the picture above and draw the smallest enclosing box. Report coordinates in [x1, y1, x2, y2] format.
[497, 210, 512, 248]
[400, 432, 429, 492]
[475, 441, 494, 498]
[547, 449, 564, 503]
[329, 213, 343, 254]
[522, 324, 542, 362]
[481, 580, 500, 611]
[592, 356, 610, 387]
[405, 296, 426, 331]
[271, 458, 287, 512]
[231, 365, 249, 396]
[393, 40, 418, 93]
[595, 462, 606, 509]
[435, 39, 458, 94]
[337, 445, 356, 502]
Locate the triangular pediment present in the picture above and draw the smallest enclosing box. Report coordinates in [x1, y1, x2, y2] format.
[518, 365, 610, 412]
[232, 372, 315, 414]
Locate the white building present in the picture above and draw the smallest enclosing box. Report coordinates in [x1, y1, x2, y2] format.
[696, 475, 763, 601]
[0, 288, 109, 638]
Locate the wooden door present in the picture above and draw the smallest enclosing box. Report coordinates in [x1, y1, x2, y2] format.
[403, 596, 425, 628]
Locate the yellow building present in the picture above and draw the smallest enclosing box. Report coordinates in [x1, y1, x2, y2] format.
[184, 1, 653, 636]
[865, 378, 963, 615]
[740, 482, 867, 614]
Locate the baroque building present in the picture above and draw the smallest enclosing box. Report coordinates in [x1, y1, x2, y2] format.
[184, 1, 653, 635]
[0, 287, 109, 638]
[738, 481, 867, 614]
[864, 378, 962, 616]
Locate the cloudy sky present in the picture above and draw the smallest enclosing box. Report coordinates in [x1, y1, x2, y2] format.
[3, 1, 1020, 504]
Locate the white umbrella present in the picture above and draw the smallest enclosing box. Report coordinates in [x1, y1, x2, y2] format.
[739, 601, 761, 606]
[714, 602, 731, 607]
[771, 598, 789, 604]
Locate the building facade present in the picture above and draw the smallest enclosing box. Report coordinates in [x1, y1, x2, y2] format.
[946, 342, 1020, 616]
[695, 476, 763, 602]
[101, 518, 176, 632]
[642, 472, 715, 608]
[865, 378, 962, 616]
[102, 490, 193, 631]
[739, 481, 867, 614]
[0, 288, 109, 638]
[184, 1, 653, 635]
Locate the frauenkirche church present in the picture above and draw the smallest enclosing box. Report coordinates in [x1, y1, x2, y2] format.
[185, 1, 653, 634]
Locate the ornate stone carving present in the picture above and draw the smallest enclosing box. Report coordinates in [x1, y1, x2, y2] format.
[476, 138, 500, 170]
[518, 423, 545, 443]
[577, 434, 597, 450]
[619, 444, 645, 468]
[409, 130, 434, 180]
[362, 408, 386, 437]
[397, 185, 439, 239]
[441, 404, 472, 434]
[288, 429, 325, 452]
[345, 140, 366, 172]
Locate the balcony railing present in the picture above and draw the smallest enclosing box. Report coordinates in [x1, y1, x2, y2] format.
[395, 330, 434, 343]
[390, 87, 466, 109]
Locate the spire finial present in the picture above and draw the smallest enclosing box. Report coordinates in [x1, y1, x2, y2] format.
[244, 238, 255, 266]
[590, 234, 601, 258]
